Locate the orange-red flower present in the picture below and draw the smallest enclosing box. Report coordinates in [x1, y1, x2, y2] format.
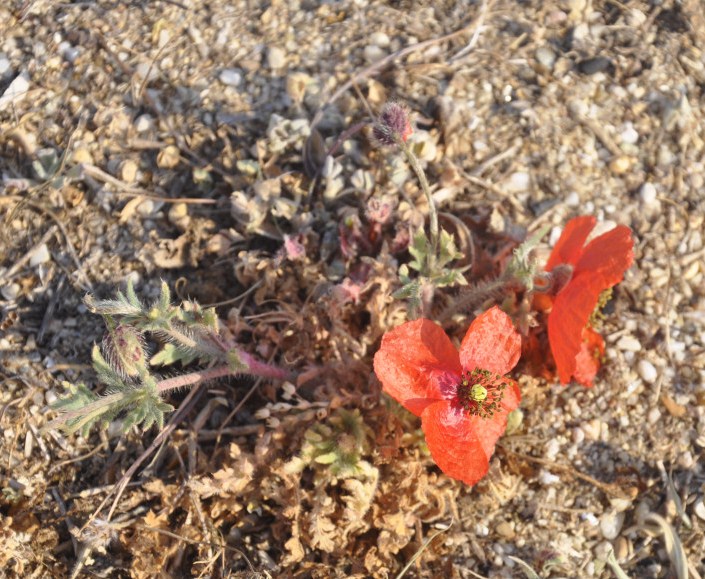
[533, 216, 634, 386]
[373, 306, 521, 485]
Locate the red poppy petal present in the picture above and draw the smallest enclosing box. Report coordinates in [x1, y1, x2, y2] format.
[573, 327, 605, 387]
[575, 224, 634, 286]
[548, 276, 604, 384]
[374, 319, 462, 417]
[459, 306, 521, 375]
[421, 382, 520, 485]
[420, 400, 491, 485]
[545, 216, 596, 271]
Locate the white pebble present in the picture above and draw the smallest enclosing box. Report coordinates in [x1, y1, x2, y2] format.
[639, 182, 658, 205]
[267, 46, 287, 70]
[600, 510, 625, 540]
[369, 31, 390, 48]
[218, 68, 242, 86]
[565, 191, 580, 206]
[505, 171, 531, 193]
[620, 122, 639, 145]
[617, 335, 642, 352]
[0, 54, 11, 76]
[694, 498, 705, 521]
[363, 44, 386, 63]
[647, 407, 661, 424]
[637, 360, 657, 384]
[545, 438, 561, 460]
[1, 282, 21, 300]
[539, 470, 561, 485]
[134, 114, 154, 133]
[573, 427, 585, 444]
[0, 71, 30, 111]
[29, 243, 51, 266]
[475, 523, 489, 537]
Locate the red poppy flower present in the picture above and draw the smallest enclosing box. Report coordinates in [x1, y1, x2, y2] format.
[537, 216, 634, 386]
[373, 306, 521, 485]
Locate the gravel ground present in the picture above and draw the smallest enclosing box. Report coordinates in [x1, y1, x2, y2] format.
[1, 0, 704, 577]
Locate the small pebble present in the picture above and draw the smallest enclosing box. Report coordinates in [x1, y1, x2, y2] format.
[58, 41, 79, 64]
[364, 44, 386, 63]
[647, 407, 661, 424]
[614, 536, 632, 561]
[637, 359, 657, 384]
[0, 54, 11, 76]
[72, 147, 93, 164]
[545, 438, 561, 460]
[579, 56, 613, 75]
[600, 510, 625, 540]
[134, 114, 154, 133]
[0, 72, 30, 110]
[495, 521, 515, 540]
[504, 171, 531, 193]
[1, 283, 21, 301]
[369, 31, 390, 48]
[120, 159, 138, 183]
[620, 123, 639, 145]
[694, 497, 705, 521]
[539, 470, 561, 485]
[609, 155, 633, 175]
[535, 46, 556, 71]
[267, 46, 287, 70]
[218, 68, 242, 86]
[29, 243, 51, 266]
[157, 145, 180, 169]
[639, 182, 658, 205]
[617, 335, 642, 352]
[565, 191, 580, 206]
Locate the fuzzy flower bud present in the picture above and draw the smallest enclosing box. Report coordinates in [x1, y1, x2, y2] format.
[102, 324, 147, 378]
[372, 102, 412, 146]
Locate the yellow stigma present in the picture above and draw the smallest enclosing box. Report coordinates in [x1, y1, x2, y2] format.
[470, 384, 488, 402]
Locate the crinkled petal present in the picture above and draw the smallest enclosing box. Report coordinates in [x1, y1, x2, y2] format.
[459, 306, 521, 375]
[545, 216, 596, 271]
[421, 401, 490, 485]
[421, 381, 520, 485]
[548, 276, 604, 384]
[573, 327, 605, 387]
[575, 224, 634, 286]
[374, 319, 461, 417]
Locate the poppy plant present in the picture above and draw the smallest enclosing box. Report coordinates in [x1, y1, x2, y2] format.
[533, 216, 634, 387]
[373, 306, 521, 485]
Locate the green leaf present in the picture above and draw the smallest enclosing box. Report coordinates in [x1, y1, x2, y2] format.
[314, 452, 338, 465]
[91, 344, 128, 390]
[437, 228, 462, 269]
[126, 277, 142, 309]
[392, 280, 421, 300]
[432, 268, 467, 288]
[150, 342, 199, 367]
[158, 280, 171, 312]
[407, 229, 431, 272]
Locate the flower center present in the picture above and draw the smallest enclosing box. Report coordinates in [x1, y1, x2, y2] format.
[456, 368, 509, 419]
[589, 287, 613, 326]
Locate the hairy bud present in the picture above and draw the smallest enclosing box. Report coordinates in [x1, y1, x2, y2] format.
[102, 324, 146, 378]
[372, 102, 412, 146]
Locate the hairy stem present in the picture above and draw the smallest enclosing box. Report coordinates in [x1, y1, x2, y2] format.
[397, 137, 439, 258]
[438, 277, 517, 324]
[44, 356, 292, 433]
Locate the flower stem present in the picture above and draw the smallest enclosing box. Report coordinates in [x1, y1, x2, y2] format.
[397, 137, 439, 257]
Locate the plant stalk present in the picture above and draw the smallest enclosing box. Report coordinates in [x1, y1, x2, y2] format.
[397, 137, 439, 257]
